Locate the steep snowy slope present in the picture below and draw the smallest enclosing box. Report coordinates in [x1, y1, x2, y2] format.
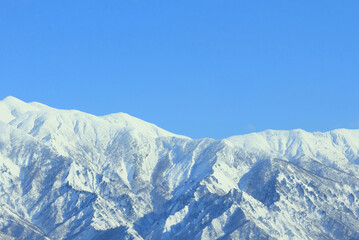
[0, 96, 359, 240]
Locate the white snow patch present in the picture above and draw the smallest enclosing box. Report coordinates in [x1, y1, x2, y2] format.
[163, 205, 189, 233]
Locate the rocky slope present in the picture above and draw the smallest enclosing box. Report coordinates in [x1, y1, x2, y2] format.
[0, 96, 359, 240]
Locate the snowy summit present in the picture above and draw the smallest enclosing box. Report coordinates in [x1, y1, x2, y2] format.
[0, 96, 359, 240]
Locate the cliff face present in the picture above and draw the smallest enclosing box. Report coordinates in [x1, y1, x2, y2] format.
[1, 96, 359, 240]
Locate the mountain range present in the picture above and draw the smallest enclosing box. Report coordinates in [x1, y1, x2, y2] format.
[0, 96, 359, 240]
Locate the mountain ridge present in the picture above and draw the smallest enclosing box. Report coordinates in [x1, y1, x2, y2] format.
[0, 96, 359, 240]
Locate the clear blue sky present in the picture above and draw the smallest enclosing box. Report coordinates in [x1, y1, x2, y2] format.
[1, 1, 359, 139]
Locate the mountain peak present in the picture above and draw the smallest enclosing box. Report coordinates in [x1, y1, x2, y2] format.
[0, 97, 190, 156]
[0, 96, 41, 123]
[1, 98, 359, 239]
[1, 96, 27, 106]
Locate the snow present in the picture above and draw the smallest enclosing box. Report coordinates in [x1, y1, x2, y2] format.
[226, 128, 359, 166]
[0, 96, 359, 239]
[163, 205, 189, 233]
[0, 96, 41, 123]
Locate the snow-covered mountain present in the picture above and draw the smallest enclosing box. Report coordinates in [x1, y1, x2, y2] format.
[1, 96, 359, 240]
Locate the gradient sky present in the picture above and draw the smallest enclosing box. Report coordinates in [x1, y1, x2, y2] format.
[1, 1, 359, 139]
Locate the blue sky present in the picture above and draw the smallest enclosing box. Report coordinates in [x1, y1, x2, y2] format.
[1, 1, 359, 139]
